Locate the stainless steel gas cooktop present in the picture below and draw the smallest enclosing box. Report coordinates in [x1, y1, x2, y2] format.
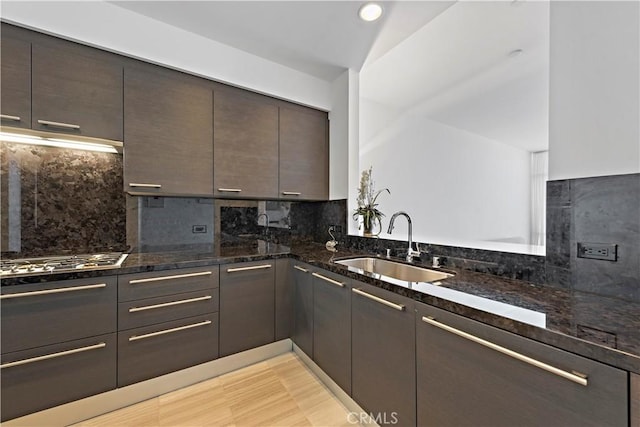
[0, 253, 128, 277]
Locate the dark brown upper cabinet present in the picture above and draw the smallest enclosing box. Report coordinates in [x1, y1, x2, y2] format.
[213, 89, 279, 199]
[124, 65, 214, 196]
[279, 107, 329, 201]
[31, 44, 123, 141]
[0, 36, 31, 130]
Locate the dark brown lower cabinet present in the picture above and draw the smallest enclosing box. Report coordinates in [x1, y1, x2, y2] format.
[312, 269, 351, 394]
[117, 314, 218, 387]
[275, 259, 293, 341]
[1, 333, 117, 422]
[632, 373, 640, 427]
[416, 303, 628, 427]
[351, 282, 416, 426]
[291, 263, 314, 357]
[219, 261, 275, 357]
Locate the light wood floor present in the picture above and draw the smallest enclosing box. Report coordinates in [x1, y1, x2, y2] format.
[72, 352, 361, 427]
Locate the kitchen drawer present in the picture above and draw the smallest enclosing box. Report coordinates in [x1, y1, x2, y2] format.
[1, 333, 117, 422]
[118, 288, 219, 330]
[117, 313, 219, 387]
[118, 266, 219, 302]
[1, 276, 117, 354]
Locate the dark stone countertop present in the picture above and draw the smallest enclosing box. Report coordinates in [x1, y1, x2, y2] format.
[2, 240, 638, 374]
[289, 242, 640, 374]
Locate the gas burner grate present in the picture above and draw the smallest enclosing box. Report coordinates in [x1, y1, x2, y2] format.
[0, 253, 128, 277]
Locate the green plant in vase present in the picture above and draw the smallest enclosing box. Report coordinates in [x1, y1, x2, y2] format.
[353, 166, 390, 236]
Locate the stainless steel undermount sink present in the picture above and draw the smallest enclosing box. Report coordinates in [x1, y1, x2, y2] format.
[335, 257, 453, 283]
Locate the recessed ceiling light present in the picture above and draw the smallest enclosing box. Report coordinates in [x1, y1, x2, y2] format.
[359, 3, 383, 22]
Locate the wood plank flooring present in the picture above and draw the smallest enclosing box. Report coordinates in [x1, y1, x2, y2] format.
[73, 352, 361, 427]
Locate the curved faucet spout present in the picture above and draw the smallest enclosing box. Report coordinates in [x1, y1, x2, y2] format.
[387, 211, 420, 262]
[257, 213, 270, 236]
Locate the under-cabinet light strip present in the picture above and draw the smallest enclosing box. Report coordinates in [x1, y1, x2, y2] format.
[0, 132, 119, 153]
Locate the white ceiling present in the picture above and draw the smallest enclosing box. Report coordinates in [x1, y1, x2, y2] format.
[361, 1, 550, 152]
[110, 1, 452, 81]
[110, 0, 549, 152]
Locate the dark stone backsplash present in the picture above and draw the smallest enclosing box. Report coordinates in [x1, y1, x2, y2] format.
[545, 173, 640, 302]
[3, 144, 636, 305]
[1, 143, 126, 258]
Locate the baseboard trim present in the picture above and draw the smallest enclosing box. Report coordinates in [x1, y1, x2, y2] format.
[4, 339, 292, 427]
[292, 343, 378, 427]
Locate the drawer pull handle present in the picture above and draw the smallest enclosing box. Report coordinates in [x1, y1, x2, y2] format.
[282, 191, 301, 196]
[352, 288, 405, 311]
[0, 283, 107, 300]
[129, 295, 212, 312]
[293, 265, 309, 273]
[0, 343, 106, 369]
[129, 320, 212, 342]
[421, 316, 588, 386]
[226, 264, 272, 273]
[312, 272, 344, 287]
[217, 188, 242, 193]
[0, 114, 21, 121]
[129, 271, 212, 284]
[37, 119, 80, 130]
[129, 183, 162, 189]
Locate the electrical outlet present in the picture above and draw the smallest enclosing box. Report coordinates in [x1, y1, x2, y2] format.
[577, 242, 617, 261]
[192, 225, 207, 234]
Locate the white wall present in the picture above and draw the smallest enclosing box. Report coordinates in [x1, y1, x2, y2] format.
[358, 99, 532, 251]
[328, 71, 350, 200]
[549, 1, 640, 180]
[1, 1, 331, 110]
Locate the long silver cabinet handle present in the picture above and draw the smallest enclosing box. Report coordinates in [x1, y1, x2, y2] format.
[282, 191, 301, 196]
[129, 271, 212, 284]
[226, 264, 272, 273]
[0, 114, 21, 121]
[217, 188, 242, 193]
[129, 320, 212, 342]
[0, 343, 106, 369]
[312, 272, 345, 287]
[0, 283, 107, 300]
[421, 316, 588, 386]
[294, 265, 309, 273]
[37, 119, 80, 130]
[129, 183, 162, 189]
[129, 295, 212, 313]
[352, 288, 405, 311]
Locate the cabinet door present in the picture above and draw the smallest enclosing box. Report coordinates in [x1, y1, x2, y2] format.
[1, 333, 116, 422]
[124, 66, 213, 196]
[312, 269, 351, 394]
[1, 276, 117, 354]
[291, 263, 314, 357]
[32, 44, 123, 140]
[275, 258, 293, 340]
[416, 303, 628, 427]
[0, 36, 31, 130]
[279, 107, 329, 201]
[219, 260, 275, 356]
[632, 373, 640, 427]
[351, 282, 416, 426]
[213, 89, 279, 199]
